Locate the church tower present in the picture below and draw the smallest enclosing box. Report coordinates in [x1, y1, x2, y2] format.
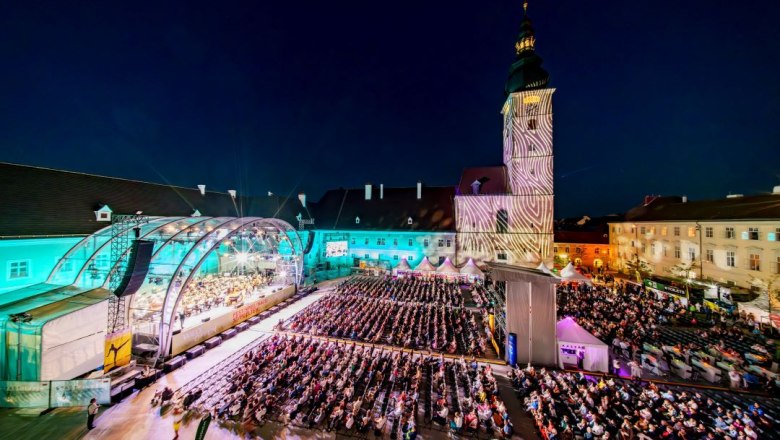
[454, 2, 554, 266]
[501, 1, 555, 263]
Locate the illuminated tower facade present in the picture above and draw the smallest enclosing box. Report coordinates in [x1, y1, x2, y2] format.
[455, 3, 554, 265]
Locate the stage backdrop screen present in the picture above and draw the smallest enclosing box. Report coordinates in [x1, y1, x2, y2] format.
[325, 241, 348, 258]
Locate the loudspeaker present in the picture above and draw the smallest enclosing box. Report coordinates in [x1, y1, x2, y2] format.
[114, 239, 154, 297]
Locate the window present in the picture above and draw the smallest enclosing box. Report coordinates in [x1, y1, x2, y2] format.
[725, 227, 735, 239]
[497, 251, 508, 261]
[496, 209, 509, 234]
[407, 255, 413, 261]
[650, 243, 655, 255]
[365, 238, 369, 245]
[617, 227, 622, 234]
[355, 216, 360, 225]
[611, 226, 615, 233]
[527, 119, 537, 130]
[364, 254, 369, 259]
[438, 239, 444, 247]
[776, 256, 780, 274]
[528, 144, 535, 152]
[650, 227, 656, 234]
[706, 249, 714, 263]
[393, 239, 398, 246]
[8, 260, 30, 279]
[775, 228, 780, 241]
[749, 227, 759, 240]
[554, 247, 558, 253]
[749, 253, 761, 271]
[393, 255, 399, 260]
[661, 226, 667, 236]
[726, 251, 735, 267]
[351, 238, 355, 245]
[424, 239, 429, 247]
[407, 217, 413, 225]
[688, 227, 696, 238]
[565, 246, 570, 253]
[705, 227, 713, 238]
[673, 226, 680, 236]
[377, 238, 382, 245]
[674, 246, 681, 259]
[408, 239, 413, 246]
[594, 248, 600, 255]
[663, 246, 668, 257]
[446, 239, 451, 248]
[640, 226, 646, 235]
[688, 248, 695, 261]
[576, 247, 582, 253]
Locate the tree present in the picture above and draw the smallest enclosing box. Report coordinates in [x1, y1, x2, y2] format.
[624, 258, 653, 281]
[749, 274, 780, 317]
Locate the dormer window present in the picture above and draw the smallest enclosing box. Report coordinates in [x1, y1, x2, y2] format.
[355, 216, 360, 225]
[95, 205, 112, 222]
[407, 217, 413, 225]
[192, 209, 202, 217]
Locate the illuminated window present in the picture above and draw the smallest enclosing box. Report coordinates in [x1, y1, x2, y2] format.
[706, 249, 714, 263]
[8, 260, 30, 280]
[661, 227, 667, 236]
[496, 209, 509, 234]
[749, 253, 761, 271]
[650, 227, 656, 234]
[673, 227, 680, 236]
[725, 227, 735, 239]
[688, 227, 696, 238]
[726, 251, 735, 267]
[527, 119, 537, 130]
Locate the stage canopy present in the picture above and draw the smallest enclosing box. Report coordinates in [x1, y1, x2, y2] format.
[559, 262, 592, 284]
[556, 317, 608, 373]
[45, 216, 303, 359]
[536, 262, 558, 278]
[394, 258, 412, 272]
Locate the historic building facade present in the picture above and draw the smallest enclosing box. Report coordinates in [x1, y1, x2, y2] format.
[609, 193, 780, 291]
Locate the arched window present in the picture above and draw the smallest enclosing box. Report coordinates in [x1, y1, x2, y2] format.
[496, 209, 509, 234]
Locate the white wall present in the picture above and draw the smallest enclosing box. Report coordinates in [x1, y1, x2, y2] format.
[0, 237, 83, 294]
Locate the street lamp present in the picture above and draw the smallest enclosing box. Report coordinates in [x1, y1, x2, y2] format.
[9, 312, 33, 381]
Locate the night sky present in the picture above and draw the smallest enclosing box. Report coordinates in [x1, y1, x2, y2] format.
[1, 1, 778, 218]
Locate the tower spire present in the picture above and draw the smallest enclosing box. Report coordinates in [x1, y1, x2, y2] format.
[504, 0, 550, 95]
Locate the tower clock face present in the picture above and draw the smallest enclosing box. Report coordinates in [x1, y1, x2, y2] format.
[525, 103, 539, 116]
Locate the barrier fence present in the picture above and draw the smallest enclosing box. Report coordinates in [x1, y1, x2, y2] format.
[0, 378, 111, 408]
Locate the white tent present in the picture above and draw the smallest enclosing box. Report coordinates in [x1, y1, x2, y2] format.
[536, 262, 559, 278]
[436, 257, 460, 275]
[414, 256, 436, 272]
[559, 262, 592, 284]
[556, 317, 609, 373]
[459, 258, 484, 278]
[394, 258, 412, 273]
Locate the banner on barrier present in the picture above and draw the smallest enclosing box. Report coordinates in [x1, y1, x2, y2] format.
[0, 381, 50, 408]
[50, 378, 111, 407]
[507, 333, 517, 366]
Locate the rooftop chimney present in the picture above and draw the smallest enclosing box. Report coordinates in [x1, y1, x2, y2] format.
[380, 184, 384, 200]
[726, 193, 743, 199]
[365, 183, 372, 200]
[416, 181, 422, 200]
[228, 189, 237, 199]
[681, 195, 687, 203]
[197, 184, 206, 195]
[471, 180, 481, 195]
[773, 185, 780, 194]
[298, 192, 306, 207]
[643, 195, 659, 206]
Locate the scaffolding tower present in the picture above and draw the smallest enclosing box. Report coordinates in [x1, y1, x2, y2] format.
[107, 214, 150, 334]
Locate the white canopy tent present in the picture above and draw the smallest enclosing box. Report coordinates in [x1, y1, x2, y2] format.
[559, 262, 592, 284]
[394, 258, 412, 272]
[536, 262, 559, 278]
[413, 256, 436, 272]
[556, 317, 609, 373]
[436, 257, 460, 275]
[459, 258, 484, 279]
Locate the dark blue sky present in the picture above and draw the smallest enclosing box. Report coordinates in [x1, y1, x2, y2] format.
[1, 1, 778, 218]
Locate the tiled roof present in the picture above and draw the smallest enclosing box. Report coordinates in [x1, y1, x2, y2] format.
[456, 166, 509, 195]
[624, 194, 780, 222]
[553, 230, 609, 245]
[0, 162, 305, 237]
[312, 186, 456, 232]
